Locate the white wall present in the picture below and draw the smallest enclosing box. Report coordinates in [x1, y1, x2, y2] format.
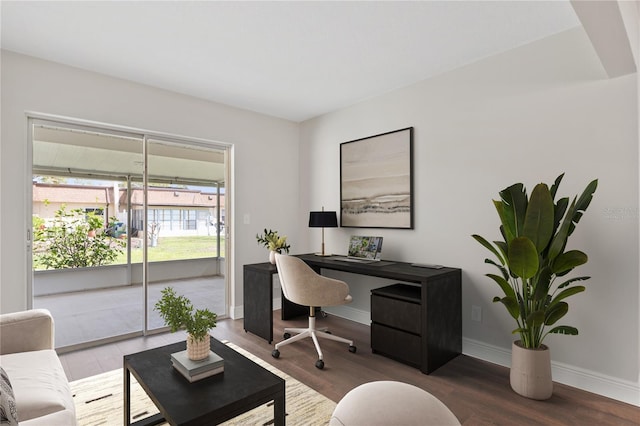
[0, 50, 300, 317]
[300, 28, 639, 404]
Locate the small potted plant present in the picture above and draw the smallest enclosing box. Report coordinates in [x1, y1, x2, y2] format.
[154, 287, 218, 360]
[256, 228, 291, 264]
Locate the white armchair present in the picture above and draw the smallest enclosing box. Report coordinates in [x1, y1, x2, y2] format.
[271, 254, 357, 369]
[0, 309, 76, 425]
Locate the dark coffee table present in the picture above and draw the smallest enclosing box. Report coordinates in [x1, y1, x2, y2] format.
[124, 337, 285, 425]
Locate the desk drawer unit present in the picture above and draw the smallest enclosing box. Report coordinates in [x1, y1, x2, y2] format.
[371, 323, 421, 367]
[371, 294, 421, 334]
[371, 284, 422, 367]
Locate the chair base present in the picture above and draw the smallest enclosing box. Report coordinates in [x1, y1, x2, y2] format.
[272, 309, 356, 368]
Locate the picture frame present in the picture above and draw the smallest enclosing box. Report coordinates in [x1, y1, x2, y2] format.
[340, 127, 413, 229]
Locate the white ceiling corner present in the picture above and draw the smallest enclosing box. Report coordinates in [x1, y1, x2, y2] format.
[1, 1, 581, 122]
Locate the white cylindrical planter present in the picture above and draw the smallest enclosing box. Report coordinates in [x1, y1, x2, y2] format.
[269, 250, 277, 264]
[186, 334, 210, 361]
[510, 340, 553, 400]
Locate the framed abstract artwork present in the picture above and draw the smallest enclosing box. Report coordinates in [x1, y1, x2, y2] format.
[340, 127, 414, 229]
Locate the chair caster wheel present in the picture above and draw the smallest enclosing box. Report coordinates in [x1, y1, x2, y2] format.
[315, 359, 324, 369]
[272, 349, 280, 358]
[283, 332, 291, 339]
[349, 345, 357, 353]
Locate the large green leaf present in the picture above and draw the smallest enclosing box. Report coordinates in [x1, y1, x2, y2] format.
[486, 274, 515, 299]
[545, 302, 569, 325]
[553, 197, 569, 235]
[550, 173, 569, 235]
[548, 179, 598, 260]
[484, 259, 509, 281]
[493, 296, 520, 320]
[495, 183, 528, 242]
[508, 237, 539, 279]
[568, 179, 598, 237]
[498, 226, 508, 244]
[523, 183, 554, 253]
[549, 286, 585, 308]
[548, 198, 576, 261]
[549, 173, 564, 199]
[548, 325, 578, 335]
[472, 234, 505, 265]
[494, 201, 513, 243]
[557, 276, 590, 289]
[494, 241, 508, 263]
[552, 250, 588, 274]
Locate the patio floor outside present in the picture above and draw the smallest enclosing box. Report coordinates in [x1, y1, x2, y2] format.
[34, 276, 226, 350]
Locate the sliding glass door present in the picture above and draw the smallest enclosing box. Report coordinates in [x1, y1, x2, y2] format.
[144, 137, 227, 331]
[30, 118, 228, 350]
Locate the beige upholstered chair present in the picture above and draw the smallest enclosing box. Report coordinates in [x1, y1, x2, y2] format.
[271, 253, 356, 369]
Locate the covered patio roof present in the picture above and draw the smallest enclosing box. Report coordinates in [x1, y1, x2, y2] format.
[32, 123, 226, 186]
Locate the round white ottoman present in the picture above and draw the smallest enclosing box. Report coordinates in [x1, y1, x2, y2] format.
[329, 381, 460, 426]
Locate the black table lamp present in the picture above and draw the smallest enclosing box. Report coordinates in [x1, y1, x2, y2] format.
[309, 208, 338, 256]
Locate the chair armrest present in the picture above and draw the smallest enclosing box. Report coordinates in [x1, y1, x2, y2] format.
[0, 309, 54, 354]
[304, 273, 352, 307]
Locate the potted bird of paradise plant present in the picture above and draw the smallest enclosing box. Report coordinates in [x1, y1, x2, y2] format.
[472, 173, 597, 400]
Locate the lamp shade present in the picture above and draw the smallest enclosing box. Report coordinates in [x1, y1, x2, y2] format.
[309, 211, 338, 228]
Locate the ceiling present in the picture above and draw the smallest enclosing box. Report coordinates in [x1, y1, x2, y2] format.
[1, 1, 581, 122]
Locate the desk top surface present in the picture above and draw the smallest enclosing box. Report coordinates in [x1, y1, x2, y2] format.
[245, 254, 460, 284]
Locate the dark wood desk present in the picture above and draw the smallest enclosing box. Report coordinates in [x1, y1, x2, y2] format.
[243, 255, 461, 374]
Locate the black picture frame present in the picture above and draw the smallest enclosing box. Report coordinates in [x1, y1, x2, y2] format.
[340, 127, 414, 229]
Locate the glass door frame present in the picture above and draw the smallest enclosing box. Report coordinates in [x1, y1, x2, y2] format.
[27, 113, 231, 348]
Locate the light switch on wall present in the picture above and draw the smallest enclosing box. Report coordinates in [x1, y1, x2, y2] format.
[243, 214, 250, 225]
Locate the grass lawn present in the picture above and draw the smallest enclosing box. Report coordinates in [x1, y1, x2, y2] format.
[33, 236, 224, 270]
[114, 236, 225, 264]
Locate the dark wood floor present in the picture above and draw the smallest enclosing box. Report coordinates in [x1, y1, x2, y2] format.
[60, 311, 640, 425]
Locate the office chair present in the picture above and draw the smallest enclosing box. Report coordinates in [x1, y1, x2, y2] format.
[271, 253, 357, 369]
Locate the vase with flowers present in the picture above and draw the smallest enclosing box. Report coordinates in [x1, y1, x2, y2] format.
[256, 228, 291, 264]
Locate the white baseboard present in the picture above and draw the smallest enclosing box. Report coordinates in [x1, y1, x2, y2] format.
[321, 305, 370, 325]
[463, 337, 640, 407]
[231, 298, 366, 321]
[229, 304, 242, 320]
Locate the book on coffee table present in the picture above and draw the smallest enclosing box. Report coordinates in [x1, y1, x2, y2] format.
[171, 350, 224, 382]
[173, 362, 224, 382]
